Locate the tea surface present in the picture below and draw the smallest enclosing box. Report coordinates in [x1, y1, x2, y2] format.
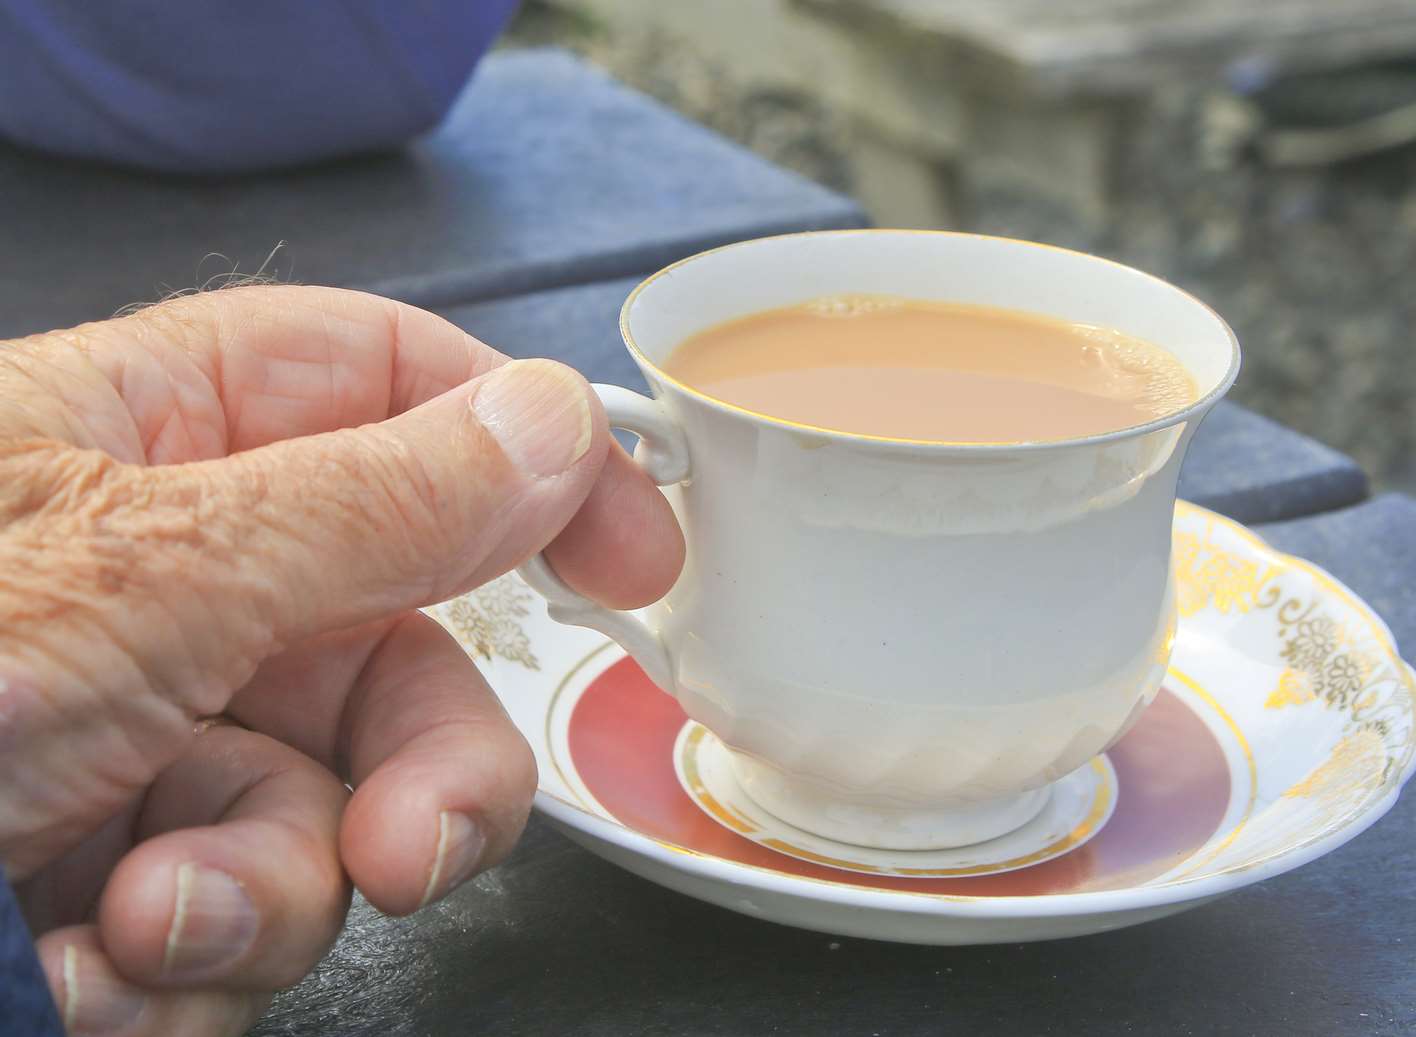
[662, 296, 1197, 442]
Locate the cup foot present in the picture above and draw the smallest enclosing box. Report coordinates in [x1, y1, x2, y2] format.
[729, 752, 1052, 851]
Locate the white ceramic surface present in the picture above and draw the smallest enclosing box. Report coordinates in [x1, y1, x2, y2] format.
[432, 503, 1415, 945]
[679, 724, 1119, 878]
[520, 230, 1241, 850]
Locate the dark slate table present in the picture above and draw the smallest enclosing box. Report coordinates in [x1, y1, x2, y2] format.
[0, 44, 1405, 1037]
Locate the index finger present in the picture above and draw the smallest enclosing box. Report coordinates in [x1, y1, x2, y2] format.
[99, 284, 509, 453]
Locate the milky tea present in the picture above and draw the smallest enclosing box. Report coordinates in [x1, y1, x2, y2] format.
[663, 296, 1196, 442]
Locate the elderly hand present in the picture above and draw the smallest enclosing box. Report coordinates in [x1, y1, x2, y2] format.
[0, 286, 684, 1036]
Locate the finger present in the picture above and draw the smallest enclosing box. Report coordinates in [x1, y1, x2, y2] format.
[96, 726, 350, 990]
[1, 285, 502, 461]
[226, 613, 536, 916]
[17, 799, 143, 936]
[543, 440, 685, 609]
[96, 285, 509, 456]
[195, 285, 507, 447]
[37, 926, 268, 1037]
[225, 620, 393, 770]
[336, 612, 537, 916]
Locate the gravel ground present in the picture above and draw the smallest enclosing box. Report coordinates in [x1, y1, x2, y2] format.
[504, 6, 1416, 493]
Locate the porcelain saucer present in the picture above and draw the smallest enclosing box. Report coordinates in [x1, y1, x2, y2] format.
[427, 502, 1415, 945]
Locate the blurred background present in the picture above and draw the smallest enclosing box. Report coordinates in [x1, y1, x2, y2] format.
[504, 0, 1416, 494]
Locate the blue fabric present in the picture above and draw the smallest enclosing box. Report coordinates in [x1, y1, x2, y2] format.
[1, 868, 61, 1037]
[0, 0, 520, 173]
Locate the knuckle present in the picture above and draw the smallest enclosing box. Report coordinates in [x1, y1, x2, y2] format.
[0, 440, 272, 710]
[113, 288, 221, 341]
[0, 440, 162, 562]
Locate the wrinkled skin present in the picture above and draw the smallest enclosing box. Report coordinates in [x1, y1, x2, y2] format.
[0, 286, 684, 1036]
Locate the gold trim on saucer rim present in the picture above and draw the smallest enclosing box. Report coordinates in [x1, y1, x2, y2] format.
[1166, 666, 1258, 881]
[1168, 500, 1415, 882]
[544, 641, 617, 815]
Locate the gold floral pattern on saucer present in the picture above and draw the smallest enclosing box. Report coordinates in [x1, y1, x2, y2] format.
[441, 579, 541, 670]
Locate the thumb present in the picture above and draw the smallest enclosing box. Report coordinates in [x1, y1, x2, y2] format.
[2, 358, 606, 719]
[194, 356, 609, 655]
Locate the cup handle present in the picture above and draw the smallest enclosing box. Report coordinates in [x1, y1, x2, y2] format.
[516, 384, 690, 692]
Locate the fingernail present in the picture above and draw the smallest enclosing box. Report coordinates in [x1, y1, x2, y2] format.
[471, 360, 594, 477]
[61, 944, 146, 1035]
[420, 810, 486, 908]
[162, 863, 259, 980]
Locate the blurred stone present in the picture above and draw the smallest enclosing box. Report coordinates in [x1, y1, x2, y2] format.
[509, 3, 1416, 495]
[801, 0, 1416, 95]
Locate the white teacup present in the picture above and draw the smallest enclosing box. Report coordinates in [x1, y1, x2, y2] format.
[520, 230, 1240, 850]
